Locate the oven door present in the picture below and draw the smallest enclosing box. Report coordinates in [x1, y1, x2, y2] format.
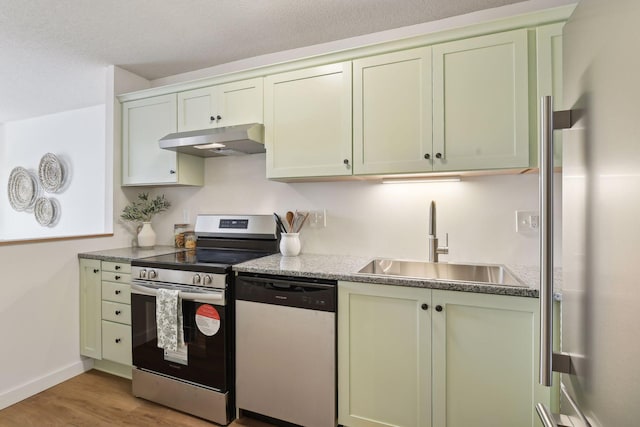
[131, 281, 229, 392]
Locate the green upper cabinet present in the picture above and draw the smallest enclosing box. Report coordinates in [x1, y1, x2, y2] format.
[353, 48, 433, 175]
[177, 77, 263, 132]
[432, 29, 530, 171]
[536, 23, 564, 166]
[265, 63, 352, 179]
[122, 94, 203, 186]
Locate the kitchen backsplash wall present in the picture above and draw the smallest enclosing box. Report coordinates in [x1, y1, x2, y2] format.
[140, 154, 563, 267]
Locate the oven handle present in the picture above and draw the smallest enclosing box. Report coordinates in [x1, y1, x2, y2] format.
[131, 283, 224, 304]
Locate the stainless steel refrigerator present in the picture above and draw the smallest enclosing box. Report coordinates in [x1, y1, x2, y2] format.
[536, 0, 640, 426]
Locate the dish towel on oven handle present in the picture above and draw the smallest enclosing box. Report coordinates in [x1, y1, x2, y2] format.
[156, 288, 184, 352]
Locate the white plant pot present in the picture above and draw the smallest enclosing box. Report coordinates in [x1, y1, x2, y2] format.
[279, 233, 301, 257]
[138, 222, 156, 248]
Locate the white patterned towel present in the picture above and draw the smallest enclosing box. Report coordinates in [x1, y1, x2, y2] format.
[156, 288, 183, 352]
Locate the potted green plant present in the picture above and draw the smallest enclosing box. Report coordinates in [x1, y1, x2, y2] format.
[121, 193, 171, 248]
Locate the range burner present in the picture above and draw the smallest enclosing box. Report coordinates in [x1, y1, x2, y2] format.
[132, 214, 279, 274]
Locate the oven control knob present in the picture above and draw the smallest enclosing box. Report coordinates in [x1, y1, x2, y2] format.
[139, 269, 147, 279]
[148, 270, 157, 279]
[193, 274, 201, 285]
[203, 275, 212, 286]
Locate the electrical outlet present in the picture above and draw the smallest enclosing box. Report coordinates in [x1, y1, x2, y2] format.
[516, 210, 539, 233]
[308, 209, 327, 228]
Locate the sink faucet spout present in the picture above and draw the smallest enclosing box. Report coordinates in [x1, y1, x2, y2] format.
[428, 200, 449, 262]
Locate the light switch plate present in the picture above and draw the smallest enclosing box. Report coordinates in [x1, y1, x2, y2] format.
[516, 210, 539, 233]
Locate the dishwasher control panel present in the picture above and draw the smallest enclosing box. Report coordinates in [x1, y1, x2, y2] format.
[235, 274, 337, 312]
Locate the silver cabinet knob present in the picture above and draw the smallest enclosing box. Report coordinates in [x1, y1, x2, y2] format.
[203, 275, 212, 286]
[139, 269, 147, 279]
[148, 270, 157, 279]
[193, 274, 201, 285]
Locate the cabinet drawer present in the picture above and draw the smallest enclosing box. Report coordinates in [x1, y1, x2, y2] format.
[102, 271, 131, 284]
[101, 321, 132, 366]
[102, 281, 131, 304]
[102, 261, 131, 274]
[101, 301, 131, 325]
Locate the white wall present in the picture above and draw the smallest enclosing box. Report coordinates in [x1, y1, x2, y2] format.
[150, 154, 563, 267]
[0, 67, 144, 410]
[1, 106, 108, 240]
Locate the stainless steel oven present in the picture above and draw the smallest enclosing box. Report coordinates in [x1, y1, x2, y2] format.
[129, 214, 278, 425]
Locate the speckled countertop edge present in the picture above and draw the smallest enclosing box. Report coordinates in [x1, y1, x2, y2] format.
[78, 246, 180, 263]
[79, 248, 562, 299]
[234, 253, 563, 299]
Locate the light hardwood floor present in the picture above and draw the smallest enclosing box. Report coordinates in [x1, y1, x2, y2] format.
[0, 370, 274, 426]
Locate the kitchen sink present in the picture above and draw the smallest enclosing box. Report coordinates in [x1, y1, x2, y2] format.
[357, 259, 525, 287]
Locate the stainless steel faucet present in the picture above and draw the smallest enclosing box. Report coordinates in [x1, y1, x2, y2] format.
[428, 200, 449, 262]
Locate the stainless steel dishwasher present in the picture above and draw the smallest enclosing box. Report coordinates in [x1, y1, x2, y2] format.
[235, 273, 337, 427]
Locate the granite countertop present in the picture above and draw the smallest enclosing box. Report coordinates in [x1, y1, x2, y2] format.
[79, 247, 561, 299]
[78, 246, 180, 263]
[234, 253, 562, 299]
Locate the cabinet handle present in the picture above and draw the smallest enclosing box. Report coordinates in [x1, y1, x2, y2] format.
[421, 303, 429, 310]
[210, 116, 216, 121]
[169, 169, 176, 174]
[435, 305, 443, 312]
[115, 290, 121, 295]
[115, 310, 121, 315]
[216, 115, 222, 121]
[115, 265, 121, 270]
[424, 153, 431, 160]
[343, 159, 350, 166]
[115, 338, 121, 343]
[93, 269, 99, 273]
[435, 153, 443, 159]
[115, 275, 121, 280]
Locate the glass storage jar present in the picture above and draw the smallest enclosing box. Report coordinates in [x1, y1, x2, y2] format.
[174, 223, 189, 248]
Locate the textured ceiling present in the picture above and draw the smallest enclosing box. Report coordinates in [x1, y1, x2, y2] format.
[0, 0, 527, 123]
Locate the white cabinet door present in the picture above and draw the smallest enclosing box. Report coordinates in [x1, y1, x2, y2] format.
[338, 281, 431, 427]
[177, 77, 263, 131]
[433, 29, 530, 171]
[353, 48, 433, 175]
[431, 290, 549, 427]
[177, 86, 218, 132]
[217, 78, 263, 127]
[122, 94, 178, 185]
[79, 258, 102, 359]
[265, 63, 353, 179]
[122, 94, 203, 186]
[537, 23, 564, 166]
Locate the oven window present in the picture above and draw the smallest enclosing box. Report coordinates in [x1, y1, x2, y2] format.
[131, 293, 228, 391]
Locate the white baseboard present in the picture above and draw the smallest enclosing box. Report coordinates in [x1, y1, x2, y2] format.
[0, 358, 94, 410]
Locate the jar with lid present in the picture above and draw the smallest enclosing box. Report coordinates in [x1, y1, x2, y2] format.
[184, 231, 197, 249]
[174, 224, 189, 248]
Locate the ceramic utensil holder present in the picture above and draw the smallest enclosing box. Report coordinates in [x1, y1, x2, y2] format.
[279, 233, 301, 256]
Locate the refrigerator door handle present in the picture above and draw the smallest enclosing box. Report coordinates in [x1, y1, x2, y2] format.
[539, 95, 555, 387]
[536, 384, 593, 427]
[536, 403, 559, 427]
[539, 97, 582, 386]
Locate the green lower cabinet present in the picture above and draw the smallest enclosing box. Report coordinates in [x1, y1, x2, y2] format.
[431, 290, 549, 427]
[338, 281, 432, 427]
[338, 282, 552, 427]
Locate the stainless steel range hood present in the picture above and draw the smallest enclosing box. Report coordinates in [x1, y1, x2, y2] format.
[158, 123, 264, 157]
